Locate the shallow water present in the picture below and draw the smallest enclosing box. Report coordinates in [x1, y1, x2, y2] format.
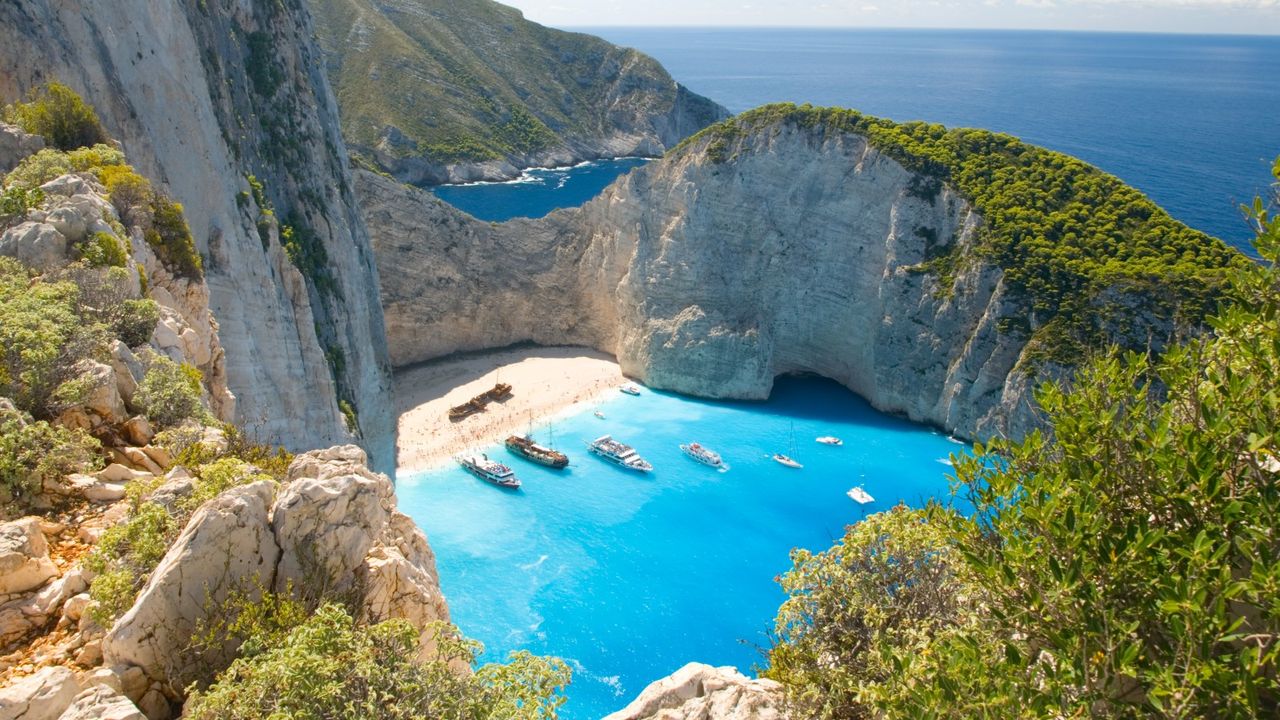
[396, 377, 967, 718]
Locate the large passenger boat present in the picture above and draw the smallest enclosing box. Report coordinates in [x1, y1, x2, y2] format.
[680, 442, 724, 469]
[456, 454, 521, 489]
[586, 435, 653, 472]
[505, 434, 570, 469]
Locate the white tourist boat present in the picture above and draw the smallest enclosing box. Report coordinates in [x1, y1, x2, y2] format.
[620, 383, 642, 396]
[456, 453, 521, 489]
[847, 486, 875, 504]
[816, 436, 843, 446]
[586, 435, 653, 472]
[680, 442, 724, 468]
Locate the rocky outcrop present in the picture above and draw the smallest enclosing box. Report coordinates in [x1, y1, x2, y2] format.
[0, 0, 395, 472]
[604, 664, 786, 720]
[308, 0, 728, 185]
[0, 666, 82, 720]
[363, 118, 1042, 441]
[102, 445, 449, 695]
[0, 519, 57, 597]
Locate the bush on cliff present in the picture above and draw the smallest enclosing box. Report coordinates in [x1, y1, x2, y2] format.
[0, 403, 101, 518]
[135, 353, 211, 429]
[3, 82, 109, 151]
[766, 160, 1280, 718]
[184, 603, 571, 720]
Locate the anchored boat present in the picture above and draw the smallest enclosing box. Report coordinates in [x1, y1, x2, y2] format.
[773, 453, 803, 469]
[619, 383, 642, 396]
[816, 436, 843, 446]
[456, 453, 521, 489]
[586, 435, 652, 472]
[505, 434, 569, 469]
[847, 486, 875, 504]
[680, 442, 724, 469]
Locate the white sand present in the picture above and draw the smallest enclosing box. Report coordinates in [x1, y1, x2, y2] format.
[395, 346, 627, 473]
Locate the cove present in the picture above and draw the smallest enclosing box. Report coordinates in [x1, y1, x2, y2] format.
[431, 158, 651, 222]
[395, 377, 968, 719]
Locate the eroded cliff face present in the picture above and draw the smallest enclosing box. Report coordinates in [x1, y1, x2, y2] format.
[364, 121, 1041, 442]
[0, 0, 394, 471]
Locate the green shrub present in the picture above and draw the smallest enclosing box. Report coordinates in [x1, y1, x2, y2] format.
[338, 399, 359, 435]
[3, 147, 72, 190]
[0, 404, 101, 518]
[3, 82, 108, 151]
[0, 258, 110, 418]
[0, 185, 44, 221]
[113, 298, 160, 347]
[85, 501, 177, 625]
[135, 353, 210, 429]
[181, 458, 272, 515]
[99, 164, 154, 222]
[78, 231, 128, 268]
[146, 194, 203, 279]
[184, 603, 571, 720]
[66, 143, 125, 171]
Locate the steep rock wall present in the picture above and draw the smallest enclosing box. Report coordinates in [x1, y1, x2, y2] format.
[0, 0, 395, 472]
[363, 121, 1041, 442]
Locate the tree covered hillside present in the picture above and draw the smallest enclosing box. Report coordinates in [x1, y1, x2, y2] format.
[307, 0, 727, 177]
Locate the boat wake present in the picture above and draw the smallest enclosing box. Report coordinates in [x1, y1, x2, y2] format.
[520, 554, 550, 571]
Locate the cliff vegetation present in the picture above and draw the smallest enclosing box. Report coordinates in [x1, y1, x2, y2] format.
[765, 160, 1280, 719]
[307, 0, 726, 180]
[679, 104, 1247, 365]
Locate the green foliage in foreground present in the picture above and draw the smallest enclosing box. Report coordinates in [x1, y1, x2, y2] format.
[3, 82, 109, 151]
[0, 404, 101, 518]
[135, 353, 211, 429]
[766, 161, 1280, 718]
[679, 104, 1246, 364]
[184, 603, 571, 720]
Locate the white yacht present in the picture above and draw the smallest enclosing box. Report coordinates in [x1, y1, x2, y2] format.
[680, 442, 724, 469]
[586, 435, 653, 472]
[620, 383, 642, 396]
[816, 436, 843, 446]
[456, 454, 521, 489]
[847, 486, 875, 504]
[773, 453, 803, 469]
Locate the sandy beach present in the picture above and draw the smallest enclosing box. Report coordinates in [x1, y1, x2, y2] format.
[395, 346, 628, 473]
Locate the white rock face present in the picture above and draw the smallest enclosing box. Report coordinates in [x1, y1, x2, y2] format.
[56, 686, 145, 720]
[604, 664, 786, 720]
[102, 482, 280, 686]
[0, 518, 57, 596]
[0, 0, 394, 472]
[0, 123, 43, 173]
[0, 666, 82, 720]
[362, 121, 1042, 441]
[101, 446, 449, 695]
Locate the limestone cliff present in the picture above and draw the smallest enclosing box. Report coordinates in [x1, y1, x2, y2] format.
[362, 121, 1039, 441]
[604, 664, 786, 720]
[0, 0, 395, 471]
[308, 0, 730, 184]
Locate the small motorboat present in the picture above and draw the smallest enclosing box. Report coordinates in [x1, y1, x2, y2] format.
[773, 453, 803, 469]
[594, 410, 606, 419]
[847, 486, 875, 504]
[816, 436, 843, 446]
[619, 383, 642, 396]
[680, 442, 724, 469]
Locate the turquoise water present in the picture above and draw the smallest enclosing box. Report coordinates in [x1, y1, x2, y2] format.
[396, 377, 967, 719]
[431, 158, 650, 222]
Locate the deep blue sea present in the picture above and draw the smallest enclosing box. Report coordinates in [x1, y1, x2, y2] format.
[432, 158, 651, 222]
[439, 29, 1280, 249]
[397, 378, 967, 719]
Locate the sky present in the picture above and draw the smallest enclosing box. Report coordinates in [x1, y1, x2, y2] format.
[500, 0, 1280, 35]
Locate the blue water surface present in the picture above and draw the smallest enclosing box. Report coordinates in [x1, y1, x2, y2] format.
[396, 377, 967, 719]
[577, 28, 1279, 250]
[431, 158, 651, 222]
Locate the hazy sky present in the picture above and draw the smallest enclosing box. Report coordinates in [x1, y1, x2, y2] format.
[500, 0, 1280, 35]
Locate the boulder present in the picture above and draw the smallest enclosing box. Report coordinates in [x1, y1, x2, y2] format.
[96, 465, 151, 485]
[361, 511, 451, 659]
[604, 664, 786, 720]
[0, 222, 68, 272]
[0, 666, 82, 720]
[61, 594, 91, 624]
[144, 473, 194, 515]
[272, 448, 391, 596]
[0, 123, 44, 173]
[38, 176, 95, 199]
[109, 342, 143, 406]
[102, 482, 280, 687]
[121, 418, 154, 447]
[67, 475, 126, 504]
[44, 207, 87, 245]
[56, 685, 145, 720]
[0, 518, 58, 596]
